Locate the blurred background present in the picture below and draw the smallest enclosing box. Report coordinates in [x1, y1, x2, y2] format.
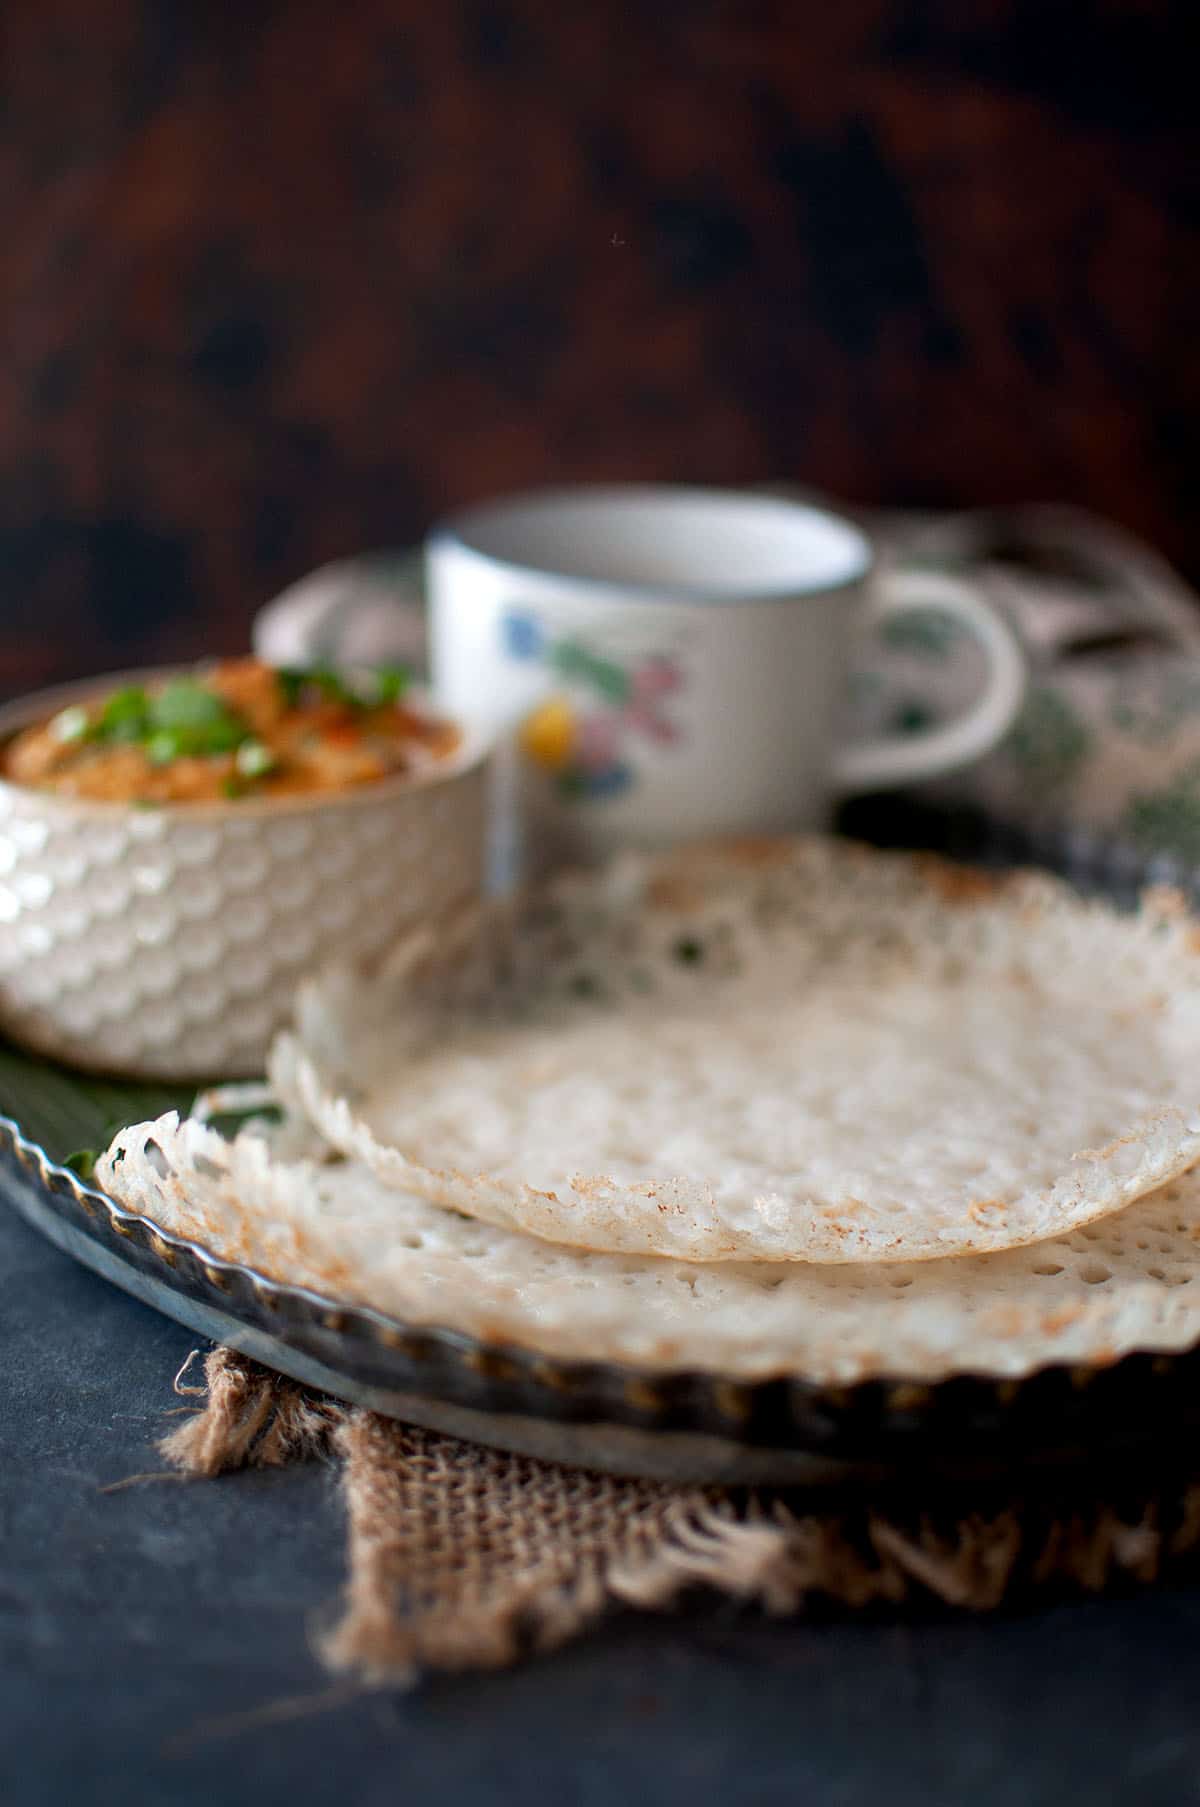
[1, 0, 1194, 692]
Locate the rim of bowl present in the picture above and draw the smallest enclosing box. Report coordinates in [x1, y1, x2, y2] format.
[0, 665, 491, 823]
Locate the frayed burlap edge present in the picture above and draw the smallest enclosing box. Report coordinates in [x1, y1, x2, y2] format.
[159, 1349, 1200, 1682]
[159, 1346, 342, 1476]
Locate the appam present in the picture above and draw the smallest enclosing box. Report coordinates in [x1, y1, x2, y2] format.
[272, 838, 1200, 1264]
[98, 1112, 1200, 1385]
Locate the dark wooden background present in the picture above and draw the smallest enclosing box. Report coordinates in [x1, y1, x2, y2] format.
[1, 0, 1195, 693]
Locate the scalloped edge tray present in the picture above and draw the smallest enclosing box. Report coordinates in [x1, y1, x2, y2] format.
[6, 1107, 1200, 1485]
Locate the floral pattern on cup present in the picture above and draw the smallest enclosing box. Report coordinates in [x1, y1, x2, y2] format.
[502, 608, 686, 802]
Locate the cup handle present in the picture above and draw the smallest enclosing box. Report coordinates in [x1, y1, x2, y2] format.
[832, 569, 1026, 793]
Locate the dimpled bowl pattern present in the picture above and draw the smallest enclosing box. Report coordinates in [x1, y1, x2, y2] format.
[0, 676, 489, 1079]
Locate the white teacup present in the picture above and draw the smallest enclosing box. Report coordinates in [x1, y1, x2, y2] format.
[428, 485, 1024, 860]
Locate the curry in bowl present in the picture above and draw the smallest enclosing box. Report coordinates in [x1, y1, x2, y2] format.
[3, 658, 461, 805]
[0, 659, 486, 1077]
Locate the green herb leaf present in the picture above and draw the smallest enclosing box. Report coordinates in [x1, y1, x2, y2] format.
[306, 666, 349, 703]
[145, 730, 182, 765]
[276, 668, 307, 709]
[221, 776, 243, 799]
[150, 680, 234, 732]
[275, 665, 348, 706]
[82, 679, 252, 764]
[99, 687, 151, 742]
[64, 1149, 97, 1179]
[369, 664, 409, 706]
[134, 681, 251, 759]
[275, 663, 407, 711]
[199, 717, 247, 755]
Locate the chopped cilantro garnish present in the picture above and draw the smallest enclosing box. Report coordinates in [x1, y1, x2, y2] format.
[51, 662, 411, 791]
[274, 663, 410, 711]
[74, 676, 251, 765]
[275, 668, 307, 709]
[151, 680, 232, 732]
[275, 665, 345, 707]
[195, 716, 245, 755]
[147, 683, 245, 756]
[145, 729, 182, 765]
[370, 664, 409, 705]
[99, 686, 152, 742]
[278, 665, 350, 705]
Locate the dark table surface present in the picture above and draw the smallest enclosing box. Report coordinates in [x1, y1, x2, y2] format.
[5, 1195, 1200, 1807]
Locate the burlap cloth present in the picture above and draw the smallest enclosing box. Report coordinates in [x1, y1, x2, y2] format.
[158, 1347, 1200, 1684]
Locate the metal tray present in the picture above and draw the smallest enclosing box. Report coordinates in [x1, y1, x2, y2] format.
[5, 1034, 1200, 1487]
[6, 803, 1200, 1485]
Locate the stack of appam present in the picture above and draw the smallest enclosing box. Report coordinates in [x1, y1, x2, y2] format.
[98, 838, 1200, 1387]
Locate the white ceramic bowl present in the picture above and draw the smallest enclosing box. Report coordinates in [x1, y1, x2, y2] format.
[0, 671, 489, 1079]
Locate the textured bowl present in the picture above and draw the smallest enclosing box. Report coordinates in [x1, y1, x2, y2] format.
[0, 671, 489, 1079]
